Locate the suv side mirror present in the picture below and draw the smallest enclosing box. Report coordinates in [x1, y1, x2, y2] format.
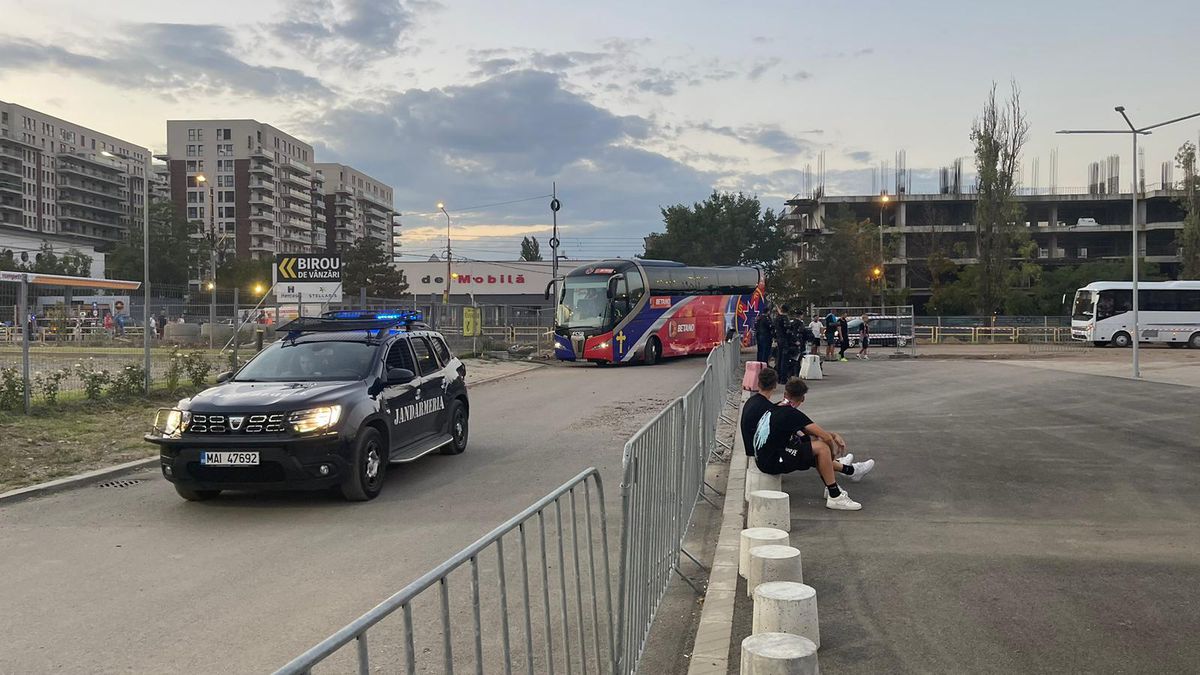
[216, 371, 234, 384]
[387, 368, 415, 385]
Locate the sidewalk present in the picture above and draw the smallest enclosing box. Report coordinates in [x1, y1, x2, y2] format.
[460, 357, 542, 385]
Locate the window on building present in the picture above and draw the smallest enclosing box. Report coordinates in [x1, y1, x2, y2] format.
[220, 190, 235, 202]
[217, 159, 233, 171]
[187, 207, 199, 219]
[188, 129, 197, 141]
[187, 192, 202, 204]
[187, 144, 196, 157]
[186, 176, 199, 188]
[217, 175, 233, 187]
[217, 128, 231, 141]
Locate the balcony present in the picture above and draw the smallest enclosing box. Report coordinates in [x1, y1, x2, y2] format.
[57, 196, 126, 215]
[249, 178, 275, 192]
[279, 171, 311, 190]
[0, 179, 21, 195]
[278, 156, 311, 174]
[0, 200, 22, 212]
[249, 209, 274, 221]
[0, 145, 24, 160]
[248, 193, 274, 208]
[56, 163, 126, 186]
[249, 241, 276, 254]
[249, 147, 274, 162]
[249, 162, 272, 175]
[58, 180, 124, 200]
[358, 190, 393, 211]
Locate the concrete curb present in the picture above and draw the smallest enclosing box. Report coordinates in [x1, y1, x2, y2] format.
[467, 361, 543, 386]
[688, 392, 750, 675]
[0, 363, 542, 507]
[0, 456, 159, 505]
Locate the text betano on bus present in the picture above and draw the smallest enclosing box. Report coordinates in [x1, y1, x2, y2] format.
[551, 259, 765, 365]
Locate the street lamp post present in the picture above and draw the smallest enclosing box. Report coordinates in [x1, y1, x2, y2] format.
[879, 194, 890, 312]
[1058, 107, 1200, 378]
[196, 174, 218, 349]
[438, 203, 451, 304]
[102, 150, 151, 393]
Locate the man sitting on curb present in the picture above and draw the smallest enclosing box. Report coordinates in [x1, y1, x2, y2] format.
[752, 377, 875, 510]
[740, 367, 854, 464]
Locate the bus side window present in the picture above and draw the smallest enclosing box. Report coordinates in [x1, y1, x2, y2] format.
[625, 269, 645, 303]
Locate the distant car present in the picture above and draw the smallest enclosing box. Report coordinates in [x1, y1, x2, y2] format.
[145, 310, 470, 502]
[1076, 217, 1100, 227]
[847, 318, 910, 348]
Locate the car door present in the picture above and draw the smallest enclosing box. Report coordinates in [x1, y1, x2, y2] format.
[382, 338, 428, 451]
[410, 335, 448, 437]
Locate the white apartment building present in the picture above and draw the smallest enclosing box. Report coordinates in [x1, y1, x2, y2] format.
[314, 163, 395, 252]
[0, 99, 150, 268]
[164, 120, 322, 260]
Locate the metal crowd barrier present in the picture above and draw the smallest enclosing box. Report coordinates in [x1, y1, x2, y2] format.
[917, 326, 1076, 344]
[616, 341, 742, 674]
[275, 468, 615, 675]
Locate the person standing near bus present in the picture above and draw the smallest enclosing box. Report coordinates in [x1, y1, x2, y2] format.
[837, 315, 851, 362]
[773, 304, 792, 372]
[857, 315, 871, 360]
[824, 312, 839, 360]
[752, 378, 875, 510]
[755, 304, 774, 364]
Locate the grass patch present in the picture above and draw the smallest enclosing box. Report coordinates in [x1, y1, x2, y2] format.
[0, 394, 180, 493]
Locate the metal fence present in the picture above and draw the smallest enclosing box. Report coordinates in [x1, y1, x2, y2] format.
[616, 340, 742, 674]
[814, 305, 918, 357]
[276, 468, 615, 675]
[917, 326, 1075, 344]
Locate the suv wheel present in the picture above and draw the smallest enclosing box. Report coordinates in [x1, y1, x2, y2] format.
[441, 400, 469, 455]
[175, 485, 220, 501]
[341, 427, 386, 501]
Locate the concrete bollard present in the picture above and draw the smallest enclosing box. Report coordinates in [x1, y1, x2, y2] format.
[799, 354, 823, 380]
[752, 581, 820, 648]
[745, 465, 783, 503]
[740, 632, 819, 675]
[748, 490, 791, 531]
[739, 527, 790, 579]
[747, 544, 803, 597]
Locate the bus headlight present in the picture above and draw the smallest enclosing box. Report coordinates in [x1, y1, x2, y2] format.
[289, 405, 343, 434]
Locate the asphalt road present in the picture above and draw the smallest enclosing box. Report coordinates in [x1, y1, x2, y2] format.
[729, 359, 1200, 674]
[0, 356, 710, 674]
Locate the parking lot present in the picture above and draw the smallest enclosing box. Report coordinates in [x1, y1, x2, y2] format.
[730, 357, 1200, 673]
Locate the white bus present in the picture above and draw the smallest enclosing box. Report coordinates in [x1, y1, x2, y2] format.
[1071, 280, 1200, 348]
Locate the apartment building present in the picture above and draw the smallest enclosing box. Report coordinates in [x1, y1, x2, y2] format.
[314, 163, 395, 253]
[164, 120, 323, 260]
[782, 187, 1189, 310]
[0, 99, 150, 270]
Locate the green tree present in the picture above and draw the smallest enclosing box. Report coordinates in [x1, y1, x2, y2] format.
[1175, 141, 1200, 278]
[342, 236, 408, 299]
[970, 81, 1032, 313]
[806, 207, 878, 305]
[642, 191, 791, 276]
[520, 236, 543, 261]
[217, 257, 274, 295]
[106, 200, 198, 285]
[0, 242, 92, 276]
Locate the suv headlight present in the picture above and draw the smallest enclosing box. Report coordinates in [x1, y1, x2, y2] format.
[153, 408, 189, 438]
[289, 405, 343, 434]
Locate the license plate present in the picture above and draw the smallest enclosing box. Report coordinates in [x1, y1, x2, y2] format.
[200, 451, 260, 466]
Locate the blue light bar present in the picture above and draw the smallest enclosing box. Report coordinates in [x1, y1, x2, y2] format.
[323, 310, 424, 322]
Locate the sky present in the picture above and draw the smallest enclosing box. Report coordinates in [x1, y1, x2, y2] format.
[2, 0, 1199, 261]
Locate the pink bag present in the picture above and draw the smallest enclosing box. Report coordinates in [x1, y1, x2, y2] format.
[742, 361, 765, 391]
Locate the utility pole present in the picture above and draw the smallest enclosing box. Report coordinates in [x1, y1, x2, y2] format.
[438, 203, 451, 304]
[549, 183, 561, 307]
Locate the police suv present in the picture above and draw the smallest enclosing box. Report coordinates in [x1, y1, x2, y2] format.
[146, 311, 469, 502]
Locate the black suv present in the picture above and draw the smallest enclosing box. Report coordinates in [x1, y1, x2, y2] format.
[146, 311, 469, 502]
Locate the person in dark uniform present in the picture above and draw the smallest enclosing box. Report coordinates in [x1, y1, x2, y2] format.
[837, 315, 851, 362]
[772, 304, 792, 373]
[755, 304, 774, 363]
[784, 308, 809, 378]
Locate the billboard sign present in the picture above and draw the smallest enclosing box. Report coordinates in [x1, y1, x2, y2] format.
[274, 254, 342, 302]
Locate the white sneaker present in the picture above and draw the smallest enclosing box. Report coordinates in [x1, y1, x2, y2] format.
[838, 452, 854, 466]
[862, 355, 870, 360]
[849, 459, 875, 482]
[825, 490, 862, 510]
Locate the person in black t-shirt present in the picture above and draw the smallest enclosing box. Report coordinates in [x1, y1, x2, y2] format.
[755, 305, 774, 364]
[751, 377, 876, 510]
[740, 367, 781, 456]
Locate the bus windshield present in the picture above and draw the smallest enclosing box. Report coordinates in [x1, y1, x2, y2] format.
[558, 277, 611, 329]
[1071, 290, 1094, 321]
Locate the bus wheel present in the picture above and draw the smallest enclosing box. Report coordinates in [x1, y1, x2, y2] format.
[1110, 332, 1132, 348]
[1189, 333, 1200, 349]
[644, 337, 662, 365]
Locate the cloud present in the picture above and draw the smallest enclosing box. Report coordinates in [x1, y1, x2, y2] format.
[301, 69, 713, 243]
[472, 57, 520, 77]
[823, 47, 874, 59]
[748, 57, 782, 81]
[846, 150, 873, 163]
[782, 70, 813, 82]
[694, 122, 817, 156]
[0, 24, 332, 100]
[268, 0, 439, 65]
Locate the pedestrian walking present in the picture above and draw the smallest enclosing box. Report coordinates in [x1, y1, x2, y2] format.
[755, 304, 774, 364]
[823, 312, 839, 360]
[837, 315, 851, 362]
[149, 315, 158, 339]
[857, 315, 871, 360]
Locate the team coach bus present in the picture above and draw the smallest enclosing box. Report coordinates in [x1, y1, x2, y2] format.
[549, 259, 764, 365]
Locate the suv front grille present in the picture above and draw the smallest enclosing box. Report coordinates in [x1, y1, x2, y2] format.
[188, 413, 287, 434]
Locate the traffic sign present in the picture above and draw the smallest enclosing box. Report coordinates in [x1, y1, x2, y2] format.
[274, 254, 342, 302]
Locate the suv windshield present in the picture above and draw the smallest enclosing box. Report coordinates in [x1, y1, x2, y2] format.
[234, 340, 377, 382]
[558, 277, 612, 329]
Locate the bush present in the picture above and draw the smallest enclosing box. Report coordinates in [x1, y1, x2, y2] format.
[76, 360, 112, 401]
[110, 363, 146, 399]
[164, 347, 184, 392]
[33, 368, 69, 405]
[0, 367, 24, 410]
[183, 352, 212, 389]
